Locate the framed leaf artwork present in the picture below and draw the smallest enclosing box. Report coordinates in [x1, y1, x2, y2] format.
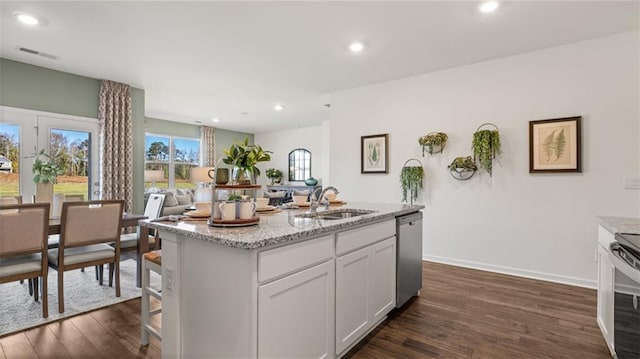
[361, 134, 389, 174]
[529, 116, 582, 173]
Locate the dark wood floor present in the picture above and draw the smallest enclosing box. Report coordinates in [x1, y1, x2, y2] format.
[0, 261, 610, 358]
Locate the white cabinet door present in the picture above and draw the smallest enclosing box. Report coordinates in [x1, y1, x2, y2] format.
[597, 244, 615, 353]
[258, 260, 335, 359]
[335, 236, 396, 355]
[335, 246, 371, 355]
[369, 237, 396, 323]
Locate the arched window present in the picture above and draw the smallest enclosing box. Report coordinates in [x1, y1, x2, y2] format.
[288, 148, 311, 181]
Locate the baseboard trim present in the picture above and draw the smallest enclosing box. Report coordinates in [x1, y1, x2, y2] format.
[423, 254, 596, 289]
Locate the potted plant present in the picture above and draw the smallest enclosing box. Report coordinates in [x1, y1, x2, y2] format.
[221, 137, 272, 184]
[400, 159, 424, 205]
[266, 168, 283, 185]
[448, 156, 477, 181]
[31, 149, 64, 203]
[418, 132, 448, 156]
[472, 124, 501, 176]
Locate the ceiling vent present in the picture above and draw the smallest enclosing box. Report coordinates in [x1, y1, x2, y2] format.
[16, 46, 58, 60]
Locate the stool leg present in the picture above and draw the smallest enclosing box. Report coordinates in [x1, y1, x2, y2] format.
[141, 259, 150, 345]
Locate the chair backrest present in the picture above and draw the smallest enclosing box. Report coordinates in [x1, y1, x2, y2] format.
[144, 194, 165, 220]
[60, 200, 123, 248]
[0, 203, 49, 258]
[0, 195, 23, 205]
[64, 194, 85, 202]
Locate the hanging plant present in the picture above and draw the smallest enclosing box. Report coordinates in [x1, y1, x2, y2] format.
[472, 124, 501, 176]
[400, 159, 424, 204]
[448, 156, 477, 181]
[418, 132, 448, 156]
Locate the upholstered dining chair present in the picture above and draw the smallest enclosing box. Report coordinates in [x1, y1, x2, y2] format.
[48, 200, 124, 313]
[0, 202, 50, 318]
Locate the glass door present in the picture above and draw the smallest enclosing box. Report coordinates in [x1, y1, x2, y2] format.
[0, 110, 36, 198]
[38, 116, 100, 200]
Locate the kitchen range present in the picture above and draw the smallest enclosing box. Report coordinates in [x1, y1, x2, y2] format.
[141, 202, 424, 358]
[597, 217, 640, 359]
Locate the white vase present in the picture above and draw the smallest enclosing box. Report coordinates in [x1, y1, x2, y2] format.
[35, 182, 53, 203]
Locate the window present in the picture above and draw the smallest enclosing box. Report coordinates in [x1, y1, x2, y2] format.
[0, 123, 20, 196]
[288, 148, 311, 181]
[144, 134, 200, 190]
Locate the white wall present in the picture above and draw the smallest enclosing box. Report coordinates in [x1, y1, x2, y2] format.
[255, 125, 324, 188]
[329, 31, 640, 288]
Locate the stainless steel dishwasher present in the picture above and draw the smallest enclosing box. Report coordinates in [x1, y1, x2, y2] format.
[396, 211, 423, 308]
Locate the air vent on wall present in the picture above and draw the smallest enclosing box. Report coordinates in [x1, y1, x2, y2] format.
[16, 46, 58, 60]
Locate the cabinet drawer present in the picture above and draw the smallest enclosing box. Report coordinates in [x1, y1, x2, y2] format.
[259, 234, 334, 282]
[336, 219, 395, 256]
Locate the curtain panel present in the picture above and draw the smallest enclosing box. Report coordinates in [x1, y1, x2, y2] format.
[201, 126, 216, 167]
[99, 80, 133, 213]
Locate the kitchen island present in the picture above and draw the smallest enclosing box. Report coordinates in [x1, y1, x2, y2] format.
[141, 202, 423, 359]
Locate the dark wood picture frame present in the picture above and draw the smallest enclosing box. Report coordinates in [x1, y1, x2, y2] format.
[361, 134, 389, 174]
[529, 116, 582, 173]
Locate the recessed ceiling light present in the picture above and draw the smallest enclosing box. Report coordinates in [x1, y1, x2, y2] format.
[349, 42, 364, 53]
[478, 1, 499, 14]
[211, 118, 220, 123]
[274, 104, 284, 111]
[14, 12, 39, 25]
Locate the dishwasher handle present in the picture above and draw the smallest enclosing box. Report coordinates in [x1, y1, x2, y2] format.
[397, 212, 422, 225]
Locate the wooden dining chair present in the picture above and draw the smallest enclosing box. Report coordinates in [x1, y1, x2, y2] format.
[120, 193, 165, 251]
[47, 200, 124, 313]
[0, 203, 50, 318]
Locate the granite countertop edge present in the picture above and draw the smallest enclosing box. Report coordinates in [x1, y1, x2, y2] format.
[141, 203, 424, 250]
[598, 216, 640, 235]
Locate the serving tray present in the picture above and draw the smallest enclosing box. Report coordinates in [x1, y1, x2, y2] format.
[208, 216, 260, 227]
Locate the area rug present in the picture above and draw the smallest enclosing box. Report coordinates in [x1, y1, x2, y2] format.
[0, 259, 160, 337]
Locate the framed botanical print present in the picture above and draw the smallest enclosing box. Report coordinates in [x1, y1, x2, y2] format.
[529, 116, 582, 173]
[361, 134, 389, 174]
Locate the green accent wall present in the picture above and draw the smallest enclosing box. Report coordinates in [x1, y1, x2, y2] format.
[0, 58, 147, 213]
[146, 117, 200, 138]
[0, 58, 100, 118]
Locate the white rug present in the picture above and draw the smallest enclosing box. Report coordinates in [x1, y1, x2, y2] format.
[0, 259, 161, 337]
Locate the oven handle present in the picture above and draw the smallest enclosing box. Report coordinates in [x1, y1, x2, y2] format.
[609, 243, 640, 283]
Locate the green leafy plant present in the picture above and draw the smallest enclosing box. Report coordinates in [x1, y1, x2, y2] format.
[227, 194, 243, 201]
[542, 129, 566, 161]
[418, 132, 448, 156]
[400, 166, 424, 204]
[472, 129, 501, 176]
[448, 156, 477, 171]
[31, 149, 63, 184]
[221, 137, 272, 177]
[266, 168, 283, 184]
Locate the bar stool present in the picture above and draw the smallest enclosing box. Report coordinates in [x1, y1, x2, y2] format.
[141, 250, 162, 345]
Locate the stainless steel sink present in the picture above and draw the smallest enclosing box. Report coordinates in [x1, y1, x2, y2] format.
[295, 209, 376, 220]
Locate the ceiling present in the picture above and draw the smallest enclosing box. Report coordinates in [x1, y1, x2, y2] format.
[1, 1, 638, 134]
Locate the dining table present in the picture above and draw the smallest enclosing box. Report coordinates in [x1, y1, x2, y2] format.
[47, 213, 149, 288]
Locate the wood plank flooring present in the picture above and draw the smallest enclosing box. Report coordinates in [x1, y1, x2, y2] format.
[0, 261, 610, 358]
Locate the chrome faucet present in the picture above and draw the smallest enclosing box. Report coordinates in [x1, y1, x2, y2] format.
[309, 186, 339, 212]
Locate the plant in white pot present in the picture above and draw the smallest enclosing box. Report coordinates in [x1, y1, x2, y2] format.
[31, 149, 64, 203]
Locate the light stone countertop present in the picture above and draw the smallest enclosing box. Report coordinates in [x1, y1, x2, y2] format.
[599, 216, 640, 234]
[140, 202, 424, 250]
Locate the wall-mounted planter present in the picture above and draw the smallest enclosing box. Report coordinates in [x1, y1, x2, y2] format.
[418, 132, 448, 156]
[448, 156, 477, 181]
[472, 123, 501, 176]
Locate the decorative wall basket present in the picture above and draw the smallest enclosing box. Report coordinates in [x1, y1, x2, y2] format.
[472, 123, 501, 177]
[418, 132, 448, 156]
[400, 158, 424, 205]
[448, 156, 477, 181]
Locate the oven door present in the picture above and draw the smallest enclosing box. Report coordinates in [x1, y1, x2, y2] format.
[611, 244, 640, 359]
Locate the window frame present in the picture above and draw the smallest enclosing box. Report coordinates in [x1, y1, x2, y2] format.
[144, 132, 201, 189]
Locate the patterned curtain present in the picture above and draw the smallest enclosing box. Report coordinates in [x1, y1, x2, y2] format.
[99, 80, 133, 212]
[201, 126, 216, 167]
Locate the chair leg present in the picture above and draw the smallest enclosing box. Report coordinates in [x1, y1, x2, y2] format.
[115, 261, 120, 298]
[33, 277, 39, 302]
[42, 270, 48, 318]
[95, 266, 98, 280]
[108, 263, 114, 287]
[81, 267, 85, 273]
[99, 265, 104, 285]
[58, 270, 64, 313]
[141, 259, 150, 345]
[28, 278, 33, 296]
